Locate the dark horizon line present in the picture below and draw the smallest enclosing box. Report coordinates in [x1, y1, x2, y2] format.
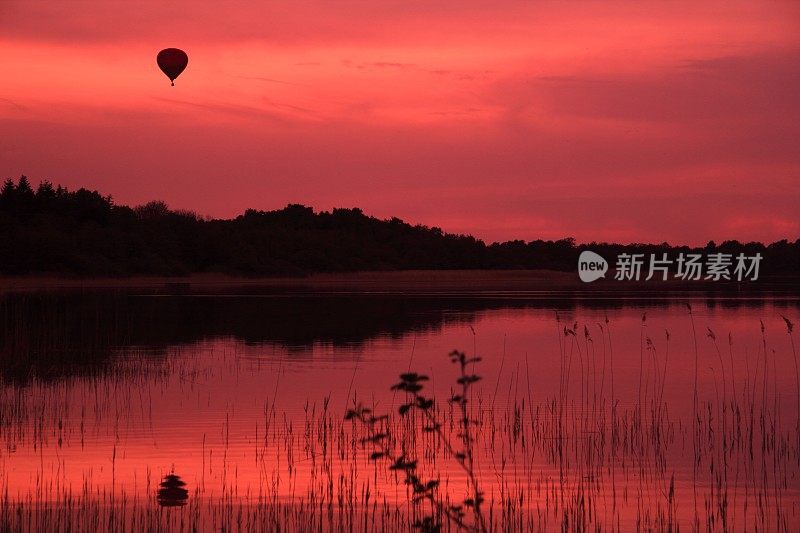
[7, 174, 799, 250]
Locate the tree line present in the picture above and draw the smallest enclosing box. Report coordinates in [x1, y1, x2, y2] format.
[0, 176, 797, 277]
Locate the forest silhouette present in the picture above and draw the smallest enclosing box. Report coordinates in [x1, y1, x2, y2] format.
[1, 176, 797, 277]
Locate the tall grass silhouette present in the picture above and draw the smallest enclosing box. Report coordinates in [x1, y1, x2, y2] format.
[1, 313, 798, 531]
[346, 349, 486, 532]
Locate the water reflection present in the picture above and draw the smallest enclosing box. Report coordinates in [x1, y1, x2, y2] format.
[0, 291, 798, 530]
[1, 290, 795, 382]
[157, 473, 189, 507]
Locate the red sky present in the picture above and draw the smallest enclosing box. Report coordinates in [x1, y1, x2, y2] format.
[1, 1, 798, 244]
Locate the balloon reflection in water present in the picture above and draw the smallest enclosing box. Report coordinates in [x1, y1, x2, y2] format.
[157, 473, 189, 507]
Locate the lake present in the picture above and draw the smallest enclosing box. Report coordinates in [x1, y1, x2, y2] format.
[1, 286, 798, 531]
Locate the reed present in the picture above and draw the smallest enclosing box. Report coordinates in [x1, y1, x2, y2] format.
[1, 315, 799, 531]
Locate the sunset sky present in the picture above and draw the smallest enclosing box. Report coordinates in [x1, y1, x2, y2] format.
[1, 1, 798, 244]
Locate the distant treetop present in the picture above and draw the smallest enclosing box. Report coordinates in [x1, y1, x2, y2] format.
[1, 176, 798, 277]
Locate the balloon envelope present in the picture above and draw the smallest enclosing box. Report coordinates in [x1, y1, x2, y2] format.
[157, 48, 188, 85]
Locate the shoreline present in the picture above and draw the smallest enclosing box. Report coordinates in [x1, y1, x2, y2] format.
[1, 270, 797, 296]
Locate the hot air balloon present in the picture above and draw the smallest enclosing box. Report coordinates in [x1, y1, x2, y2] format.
[157, 48, 188, 86]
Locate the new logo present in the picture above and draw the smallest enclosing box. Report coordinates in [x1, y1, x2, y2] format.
[578, 251, 608, 282]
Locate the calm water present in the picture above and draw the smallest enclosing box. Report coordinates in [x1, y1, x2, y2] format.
[1, 291, 799, 530]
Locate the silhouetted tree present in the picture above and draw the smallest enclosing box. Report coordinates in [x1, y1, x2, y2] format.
[0, 176, 798, 278]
